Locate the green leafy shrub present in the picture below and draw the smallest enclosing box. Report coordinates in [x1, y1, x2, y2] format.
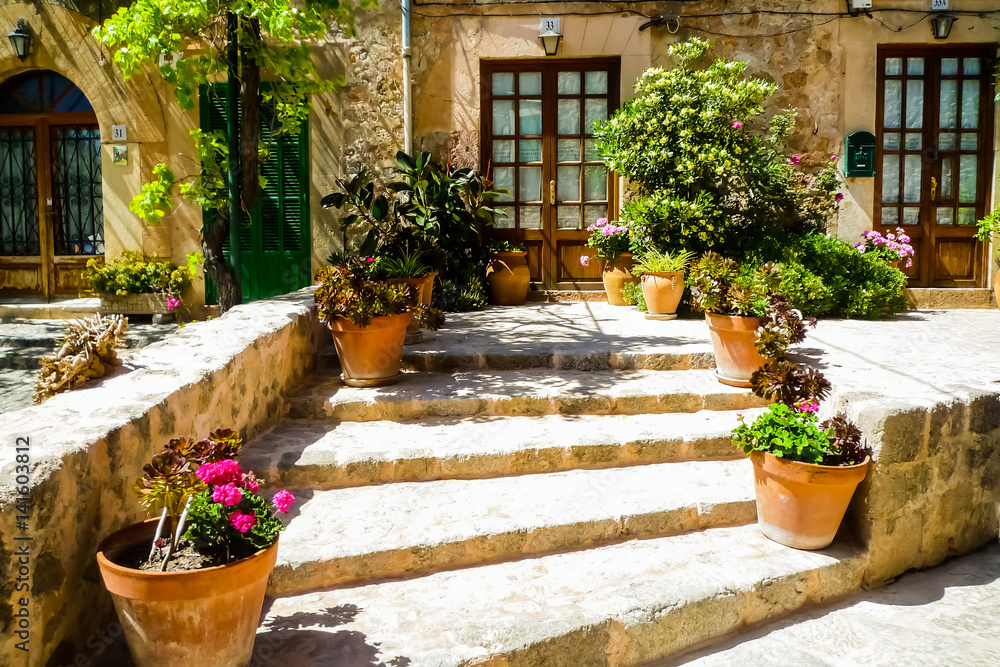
[632, 248, 695, 275]
[82, 251, 202, 298]
[433, 274, 489, 312]
[620, 282, 647, 312]
[487, 240, 526, 253]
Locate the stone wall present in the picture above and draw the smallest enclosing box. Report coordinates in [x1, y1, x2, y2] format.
[843, 390, 1000, 585]
[0, 289, 324, 666]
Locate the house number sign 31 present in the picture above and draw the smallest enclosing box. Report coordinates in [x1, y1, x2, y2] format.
[112, 125, 127, 141]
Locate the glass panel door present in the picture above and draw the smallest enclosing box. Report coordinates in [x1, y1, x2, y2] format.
[0, 127, 40, 256]
[875, 46, 993, 287]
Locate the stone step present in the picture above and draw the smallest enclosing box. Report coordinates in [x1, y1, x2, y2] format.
[286, 369, 765, 423]
[0, 346, 50, 369]
[242, 410, 760, 490]
[258, 524, 866, 666]
[268, 459, 757, 597]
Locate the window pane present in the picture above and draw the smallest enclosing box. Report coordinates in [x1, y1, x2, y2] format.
[958, 155, 977, 203]
[584, 205, 607, 227]
[519, 72, 542, 96]
[963, 58, 981, 75]
[492, 139, 514, 164]
[519, 206, 541, 229]
[584, 165, 607, 201]
[519, 99, 542, 135]
[495, 206, 515, 229]
[557, 205, 580, 229]
[557, 165, 580, 201]
[584, 139, 602, 162]
[937, 208, 954, 225]
[961, 80, 979, 129]
[907, 58, 924, 75]
[958, 208, 977, 225]
[492, 73, 514, 96]
[941, 158, 952, 199]
[960, 133, 977, 151]
[882, 208, 899, 225]
[905, 80, 923, 128]
[494, 167, 514, 201]
[904, 133, 921, 150]
[585, 71, 608, 95]
[939, 80, 957, 129]
[519, 166, 542, 201]
[883, 132, 900, 150]
[519, 139, 542, 163]
[903, 154, 921, 203]
[493, 100, 514, 135]
[903, 208, 920, 225]
[557, 139, 580, 162]
[941, 58, 959, 76]
[885, 58, 903, 76]
[882, 154, 900, 203]
[939, 132, 956, 150]
[884, 80, 901, 128]
[558, 72, 580, 95]
[585, 99, 607, 132]
[558, 99, 580, 135]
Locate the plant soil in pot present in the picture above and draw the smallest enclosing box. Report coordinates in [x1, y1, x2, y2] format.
[705, 313, 769, 387]
[486, 250, 530, 305]
[328, 312, 410, 386]
[602, 253, 639, 306]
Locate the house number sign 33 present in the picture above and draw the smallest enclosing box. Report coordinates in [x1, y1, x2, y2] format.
[931, 0, 949, 10]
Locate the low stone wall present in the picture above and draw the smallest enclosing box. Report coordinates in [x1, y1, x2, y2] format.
[0, 288, 324, 666]
[843, 389, 1000, 586]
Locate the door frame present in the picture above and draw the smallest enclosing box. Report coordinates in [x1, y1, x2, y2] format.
[873, 43, 995, 288]
[480, 57, 621, 289]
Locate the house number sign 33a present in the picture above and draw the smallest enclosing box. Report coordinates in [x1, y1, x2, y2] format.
[931, 0, 949, 9]
[112, 125, 127, 141]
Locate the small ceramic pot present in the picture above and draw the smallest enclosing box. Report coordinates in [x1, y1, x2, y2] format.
[640, 271, 684, 320]
[486, 251, 530, 305]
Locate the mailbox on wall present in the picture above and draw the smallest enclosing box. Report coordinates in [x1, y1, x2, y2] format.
[845, 131, 876, 177]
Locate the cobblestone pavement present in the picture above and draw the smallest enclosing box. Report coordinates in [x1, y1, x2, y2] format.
[672, 541, 1000, 667]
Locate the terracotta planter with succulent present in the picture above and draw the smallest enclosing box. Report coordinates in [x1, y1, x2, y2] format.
[734, 361, 871, 549]
[690, 253, 815, 387]
[96, 430, 296, 666]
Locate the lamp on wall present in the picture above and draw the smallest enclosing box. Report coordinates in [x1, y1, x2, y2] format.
[930, 14, 956, 40]
[7, 18, 31, 61]
[539, 19, 562, 56]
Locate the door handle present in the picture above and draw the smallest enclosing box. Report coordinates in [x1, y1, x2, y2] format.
[550, 180, 555, 205]
[930, 176, 937, 202]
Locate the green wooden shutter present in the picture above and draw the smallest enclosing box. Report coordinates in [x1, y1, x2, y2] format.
[201, 83, 310, 304]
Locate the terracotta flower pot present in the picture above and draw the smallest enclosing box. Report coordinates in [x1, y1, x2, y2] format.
[388, 271, 437, 344]
[96, 519, 278, 667]
[602, 253, 639, 306]
[486, 251, 530, 305]
[328, 312, 411, 387]
[705, 312, 770, 387]
[749, 451, 871, 550]
[640, 271, 685, 320]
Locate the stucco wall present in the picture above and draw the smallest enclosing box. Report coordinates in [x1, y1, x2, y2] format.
[0, 290, 324, 665]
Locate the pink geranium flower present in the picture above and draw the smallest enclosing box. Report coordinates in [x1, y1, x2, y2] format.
[732, 121, 743, 129]
[271, 490, 295, 514]
[166, 297, 181, 311]
[579, 256, 590, 267]
[228, 511, 257, 534]
[789, 155, 800, 166]
[212, 483, 243, 506]
[196, 459, 242, 486]
[835, 192, 844, 203]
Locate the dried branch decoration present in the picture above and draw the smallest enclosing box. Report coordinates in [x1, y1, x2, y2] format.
[33, 314, 128, 403]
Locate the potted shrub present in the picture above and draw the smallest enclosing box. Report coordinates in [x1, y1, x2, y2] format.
[631, 249, 695, 320]
[82, 251, 202, 321]
[733, 361, 871, 549]
[315, 258, 427, 386]
[689, 252, 814, 387]
[486, 240, 530, 305]
[976, 209, 1000, 309]
[380, 246, 438, 344]
[580, 218, 635, 305]
[854, 227, 915, 271]
[96, 429, 295, 666]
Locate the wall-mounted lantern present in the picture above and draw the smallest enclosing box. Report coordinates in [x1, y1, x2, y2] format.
[7, 18, 31, 61]
[539, 18, 562, 56]
[930, 14, 956, 40]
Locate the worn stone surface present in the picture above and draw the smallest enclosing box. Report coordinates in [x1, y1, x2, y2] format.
[907, 288, 995, 310]
[241, 410, 758, 489]
[675, 541, 1000, 667]
[256, 525, 865, 667]
[269, 459, 756, 596]
[0, 289, 324, 666]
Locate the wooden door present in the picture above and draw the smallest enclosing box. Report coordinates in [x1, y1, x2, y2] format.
[874, 46, 995, 287]
[0, 71, 102, 298]
[481, 58, 620, 289]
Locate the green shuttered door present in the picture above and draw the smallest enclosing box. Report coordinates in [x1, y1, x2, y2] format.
[201, 84, 311, 304]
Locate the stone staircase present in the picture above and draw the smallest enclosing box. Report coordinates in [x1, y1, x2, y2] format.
[240, 344, 868, 666]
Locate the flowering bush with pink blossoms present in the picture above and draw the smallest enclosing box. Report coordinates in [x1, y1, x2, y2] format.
[131, 428, 294, 570]
[581, 218, 631, 263]
[855, 227, 915, 268]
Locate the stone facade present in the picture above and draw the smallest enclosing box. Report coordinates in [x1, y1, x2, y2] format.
[0, 289, 324, 665]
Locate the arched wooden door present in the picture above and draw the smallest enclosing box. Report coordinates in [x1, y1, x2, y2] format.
[0, 70, 103, 298]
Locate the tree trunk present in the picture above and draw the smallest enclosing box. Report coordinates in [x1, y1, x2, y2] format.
[240, 18, 261, 231]
[203, 207, 240, 312]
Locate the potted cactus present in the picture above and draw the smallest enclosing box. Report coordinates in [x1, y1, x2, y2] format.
[96, 429, 295, 666]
